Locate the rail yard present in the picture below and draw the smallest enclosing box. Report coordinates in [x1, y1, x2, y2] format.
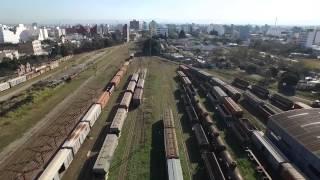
[0, 43, 319, 180]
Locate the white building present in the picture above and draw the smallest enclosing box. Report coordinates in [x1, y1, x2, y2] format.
[56, 27, 66, 38]
[299, 29, 318, 48]
[0, 50, 19, 61]
[149, 20, 157, 36]
[38, 28, 49, 40]
[156, 26, 168, 37]
[0, 24, 28, 44]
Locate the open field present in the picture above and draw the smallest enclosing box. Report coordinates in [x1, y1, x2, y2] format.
[302, 59, 320, 71]
[0, 44, 130, 178]
[62, 57, 206, 180]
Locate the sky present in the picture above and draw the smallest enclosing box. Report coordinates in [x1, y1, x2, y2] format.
[1, 0, 320, 25]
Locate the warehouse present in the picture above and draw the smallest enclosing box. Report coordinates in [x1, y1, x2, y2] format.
[266, 108, 320, 180]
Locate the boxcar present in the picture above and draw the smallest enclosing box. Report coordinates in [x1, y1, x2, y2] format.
[130, 73, 139, 83]
[93, 134, 119, 177]
[163, 109, 175, 128]
[223, 97, 243, 118]
[8, 75, 27, 87]
[62, 122, 90, 155]
[38, 149, 73, 180]
[132, 88, 143, 106]
[109, 108, 128, 135]
[0, 82, 10, 92]
[193, 124, 210, 150]
[126, 81, 137, 94]
[81, 103, 102, 127]
[119, 92, 133, 110]
[167, 159, 184, 180]
[212, 86, 228, 101]
[164, 128, 179, 159]
[96, 92, 110, 108]
[222, 84, 241, 102]
[136, 79, 145, 89]
[201, 152, 226, 180]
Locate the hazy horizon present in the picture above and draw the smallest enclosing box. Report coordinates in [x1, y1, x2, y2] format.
[1, 0, 320, 26]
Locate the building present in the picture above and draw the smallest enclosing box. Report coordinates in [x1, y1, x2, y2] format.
[130, 20, 140, 30]
[266, 108, 320, 180]
[122, 24, 129, 42]
[207, 24, 225, 36]
[156, 26, 168, 37]
[56, 27, 66, 38]
[299, 29, 319, 48]
[38, 28, 49, 40]
[0, 24, 25, 44]
[19, 40, 46, 56]
[149, 20, 157, 36]
[0, 50, 19, 62]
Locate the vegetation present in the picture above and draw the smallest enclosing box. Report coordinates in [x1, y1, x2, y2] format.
[142, 38, 161, 55]
[178, 30, 187, 38]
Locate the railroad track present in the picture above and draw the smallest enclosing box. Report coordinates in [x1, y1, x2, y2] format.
[0, 46, 128, 179]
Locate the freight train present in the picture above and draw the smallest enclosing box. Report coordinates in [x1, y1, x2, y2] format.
[250, 84, 270, 99]
[270, 93, 294, 111]
[162, 109, 184, 180]
[177, 69, 243, 180]
[232, 78, 250, 90]
[38, 61, 131, 180]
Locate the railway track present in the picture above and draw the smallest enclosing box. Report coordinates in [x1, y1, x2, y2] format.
[0, 46, 128, 180]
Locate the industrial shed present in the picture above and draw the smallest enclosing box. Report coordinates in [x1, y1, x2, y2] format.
[266, 108, 320, 180]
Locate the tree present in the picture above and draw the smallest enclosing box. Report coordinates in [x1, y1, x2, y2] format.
[209, 30, 218, 36]
[279, 71, 299, 87]
[178, 30, 187, 38]
[269, 67, 279, 77]
[245, 63, 258, 74]
[142, 38, 161, 55]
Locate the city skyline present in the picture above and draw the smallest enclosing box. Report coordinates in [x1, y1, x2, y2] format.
[1, 0, 320, 25]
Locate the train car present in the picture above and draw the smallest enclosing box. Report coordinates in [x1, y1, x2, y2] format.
[203, 115, 214, 127]
[213, 136, 227, 152]
[211, 86, 228, 101]
[185, 85, 196, 97]
[219, 150, 237, 170]
[185, 106, 200, 124]
[49, 61, 59, 70]
[109, 108, 128, 136]
[167, 159, 184, 180]
[250, 85, 270, 99]
[164, 127, 179, 159]
[207, 125, 220, 138]
[243, 91, 264, 108]
[123, 61, 130, 66]
[293, 101, 312, 109]
[182, 77, 192, 85]
[7, 75, 27, 87]
[177, 71, 186, 78]
[193, 124, 210, 150]
[106, 84, 115, 94]
[223, 97, 243, 118]
[62, 122, 90, 155]
[115, 70, 124, 79]
[0, 82, 10, 92]
[126, 81, 137, 94]
[230, 123, 251, 144]
[93, 134, 119, 177]
[207, 92, 220, 105]
[97, 92, 110, 108]
[179, 65, 189, 73]
[251, 131, 288, 170]
[38, 149, 73, 180]
[132, 88, 143, 106]
[163, 109, 175, 128]
[270, 93, 294, 111]
[130, 53, 135, 59]
[201, 152, 226, 180]
[195, 101, 209, 117]
[216, 104, 233, 125]
[130, 73, 139, 83]
[197, 70, 212, 81]
[257, 104, 280, 119]
[280, 162, 306, 180]
[210, 77, 227, 87]
[136, 79, 145, 89]
[119, 92, 133, 111]
[81, 103, 102, 127]
[222, 84, 241, 102]
[232, 78, 250, 90]
[245, 149, 272, 180]
[237, 118, 257, 136]
[110, 75, 121, 88]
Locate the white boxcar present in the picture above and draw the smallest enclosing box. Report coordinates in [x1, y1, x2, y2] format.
[126, 81, 136, 94]
[119, 92, 133, 110]
[136, 79, 145, 89]
[93, 134, 119, 176]
[38, 149, 73, 180]
[109, 108, 127, 135]
[0, 82, 10, 92]
[130, 73, 139, 83]
[8, 75, 27, 87]
[62, 122, 90, 155]
[81, 103, 102, 127]
[167, 159, 184, 180]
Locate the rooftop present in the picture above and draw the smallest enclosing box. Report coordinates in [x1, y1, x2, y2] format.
[269, 108, 320, 157]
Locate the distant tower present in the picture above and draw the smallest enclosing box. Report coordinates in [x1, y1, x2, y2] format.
[122, 24, 129, 42]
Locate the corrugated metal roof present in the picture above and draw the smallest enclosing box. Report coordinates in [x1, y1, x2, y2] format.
[167, 159, 184, 180]
[269, 108, 320, 157]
